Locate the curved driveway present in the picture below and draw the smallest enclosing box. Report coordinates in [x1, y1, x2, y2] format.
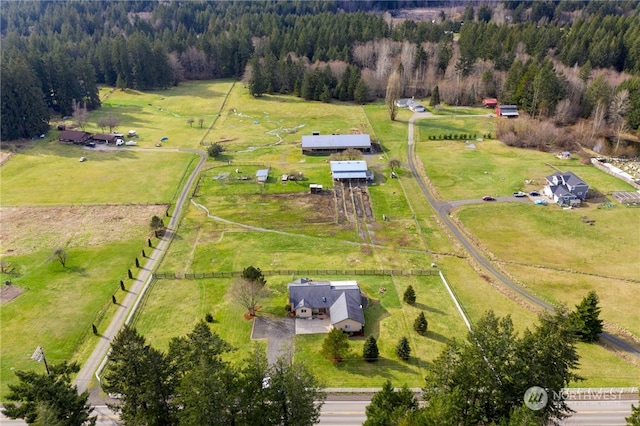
[406, 113, 640, 359]
[74, 147, 207, 393]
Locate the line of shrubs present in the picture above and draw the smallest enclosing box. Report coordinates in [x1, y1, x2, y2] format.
[427, 133, 492, 140]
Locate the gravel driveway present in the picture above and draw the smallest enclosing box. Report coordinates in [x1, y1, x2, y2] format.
[251, 317, 295, 364]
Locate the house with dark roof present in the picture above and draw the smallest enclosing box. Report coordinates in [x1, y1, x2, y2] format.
[59, 130, 92, 144]
[301, 134, 371, 155]
[92, 133, 122, 144]
[495, 105, 519, 117]
[543, 171, 589, 206]
[288, 279, 365, 333]
[330, 160, 373, 182]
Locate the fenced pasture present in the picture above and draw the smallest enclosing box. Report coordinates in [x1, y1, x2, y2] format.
[94, 80, 236, 148]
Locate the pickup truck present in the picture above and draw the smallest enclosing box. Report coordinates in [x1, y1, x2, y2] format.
[513, 191, 527, 197]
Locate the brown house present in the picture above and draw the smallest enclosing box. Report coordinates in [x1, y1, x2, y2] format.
[59, 130, 92, 144]
[92, 133, 121, 144]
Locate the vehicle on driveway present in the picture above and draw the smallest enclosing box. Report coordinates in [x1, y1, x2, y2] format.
[85, 142, 96, 148]
[513, 191, 527, 197]
[482, 196, 496, 201]
[79, 157, 87, 162]
[116, 139, 124, 146]
[125, 140, 137, 146]
[529, 191, 541, 196]
[534, 199, 548, 205]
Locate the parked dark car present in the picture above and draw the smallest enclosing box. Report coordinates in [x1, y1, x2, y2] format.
[85, 142, 96, 147]
[529, 191, 541, 196]
[482, 196, 496, 201]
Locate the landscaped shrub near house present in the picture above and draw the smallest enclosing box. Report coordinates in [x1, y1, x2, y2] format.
[205, 313, 214, 323]
[403, 285, 416, 305]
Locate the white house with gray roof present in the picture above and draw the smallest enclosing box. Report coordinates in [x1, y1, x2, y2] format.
[288, 279, 365, 333]
[544, 171, 589, 206]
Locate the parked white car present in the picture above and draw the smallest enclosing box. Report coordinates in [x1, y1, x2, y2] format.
[124, 140, 137, 146]
[115, 139, 124, 146]
[79, 157, 87, 162]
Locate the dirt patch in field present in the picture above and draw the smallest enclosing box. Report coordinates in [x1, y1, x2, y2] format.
[1, 284, 24, 304]
[0, 205, 168, 256]
[272, 191, 336, 223]
[0, 151, 13, 166]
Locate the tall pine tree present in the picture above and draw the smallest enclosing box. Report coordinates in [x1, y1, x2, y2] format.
[570, 291, 604, 342]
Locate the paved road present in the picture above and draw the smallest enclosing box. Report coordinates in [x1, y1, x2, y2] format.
[406, 113, 640, 359]
[73, 148, 207, 393]
[316, 398, 639, 426]
[4, 398, 634, 425]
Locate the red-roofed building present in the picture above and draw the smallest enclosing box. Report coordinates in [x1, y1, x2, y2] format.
[482, 98, 498, 108]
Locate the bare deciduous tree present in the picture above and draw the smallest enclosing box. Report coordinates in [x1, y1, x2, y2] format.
[231, 277, 267, 317]
[97, 115, 120, 133]
[72, 99, 88, 130]
[609, 90, 630, 154]
[187, 118, 195, 127]
[51, 248, 68, 268]
[385, 70, 401, 121]
[198, 118, 204, 128]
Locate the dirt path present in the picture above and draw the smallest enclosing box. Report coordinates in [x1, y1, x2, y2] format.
[73, 148, 207, 393]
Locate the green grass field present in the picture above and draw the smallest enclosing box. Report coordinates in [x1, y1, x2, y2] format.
[1, 142, 197, 205]
[133, 273, 470, 388]
[0, 240, 151, 399]
[2, 79, 638, 400]
[94, 80, 236, 148]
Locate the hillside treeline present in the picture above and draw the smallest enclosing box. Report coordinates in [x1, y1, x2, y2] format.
[2, 0, 640, 141]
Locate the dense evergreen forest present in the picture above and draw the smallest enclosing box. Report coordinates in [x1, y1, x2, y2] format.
[2, 0, 640, 145]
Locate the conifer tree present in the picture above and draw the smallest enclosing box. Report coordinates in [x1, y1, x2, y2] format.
[570, 291, 604, 342]
[395, 336, 411, 361]
[414, 311, 428, 335]
[403, 285, 416, 305]
[363, 335, 379, 362]
[322, 328, 350, 364]
[430, 85, 441, 106]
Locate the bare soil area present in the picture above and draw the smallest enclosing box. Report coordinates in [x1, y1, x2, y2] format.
[0, 284, 24, 304]
[0, 205, 168, 256]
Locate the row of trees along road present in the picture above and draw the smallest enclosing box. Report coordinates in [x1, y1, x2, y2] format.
[3, 1, 640, 141]
[364, 287, 612, 426]
[2, 321, 324, 426]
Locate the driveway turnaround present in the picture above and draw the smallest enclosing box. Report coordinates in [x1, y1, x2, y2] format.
[251, 317, 295, 364]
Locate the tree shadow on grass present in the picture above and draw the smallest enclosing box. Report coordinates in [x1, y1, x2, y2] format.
[423, 329, 451, 345]
[412, 302, 445, 315]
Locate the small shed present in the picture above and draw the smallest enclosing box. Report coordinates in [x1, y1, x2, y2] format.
[310, 184, 323, 194]
[495, 105, 519, 118]
[482, 98, 499, 108]
[256, 168, 270, 183]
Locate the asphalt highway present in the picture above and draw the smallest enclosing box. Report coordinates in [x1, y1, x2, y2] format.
[2, 399, 636, 425]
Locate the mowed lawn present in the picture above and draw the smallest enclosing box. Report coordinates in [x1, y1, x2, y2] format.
[0, 141, 197, 205]
[134, 273, 469, 388]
